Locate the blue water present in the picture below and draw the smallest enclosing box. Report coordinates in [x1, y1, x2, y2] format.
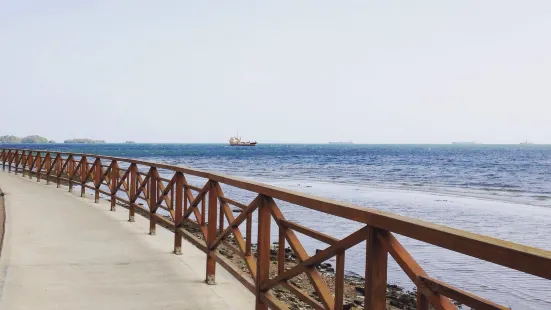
[8, 143, 551, 206]
[4, 143, 551, 309]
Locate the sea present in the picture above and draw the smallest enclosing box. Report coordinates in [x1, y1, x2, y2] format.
[4, 143, 551, 309]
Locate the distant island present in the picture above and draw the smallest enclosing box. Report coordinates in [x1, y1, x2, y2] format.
[0, 135, 110, 144]
[0, 135, 49, 144]
[124, 141, 136, 144]
[452, 142, 478, 145]
[64, 139, 106, 144]
[0, 135, 21, 143]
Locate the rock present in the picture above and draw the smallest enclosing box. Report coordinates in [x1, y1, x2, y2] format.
[388, 283, 403, 291]
[353, 296, 364, 305]
[343, 303, 354, 310]
[232, 209, 241, 213]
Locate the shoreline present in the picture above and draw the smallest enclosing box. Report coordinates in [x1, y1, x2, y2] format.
[260, 178, 551, 210]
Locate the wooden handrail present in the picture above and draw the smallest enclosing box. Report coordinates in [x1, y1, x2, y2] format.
[418, 276, 508, 310]
[0, 147, 549, 310]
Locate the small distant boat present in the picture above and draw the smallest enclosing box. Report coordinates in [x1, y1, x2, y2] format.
[520, 140, 533, 145]
[328, 141, 354, 145]
[229, 130, 257, 146]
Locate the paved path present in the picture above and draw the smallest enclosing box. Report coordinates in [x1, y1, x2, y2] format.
[0, 172, 254, 310]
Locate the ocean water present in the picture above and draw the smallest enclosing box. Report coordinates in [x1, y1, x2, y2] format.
[4, 143, 551, 309]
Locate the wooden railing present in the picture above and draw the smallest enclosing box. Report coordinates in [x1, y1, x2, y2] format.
[1, 148, 550, 310]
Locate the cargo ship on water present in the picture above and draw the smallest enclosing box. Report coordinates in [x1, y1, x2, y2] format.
[229, 131, 257, 146]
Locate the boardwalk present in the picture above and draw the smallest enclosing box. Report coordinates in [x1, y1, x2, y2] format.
[0, 172, 255, 310]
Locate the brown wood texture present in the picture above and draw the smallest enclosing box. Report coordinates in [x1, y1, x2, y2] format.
[206, 181, 218, 284]
[418, 276, 509, 310]
[365, 227, 388, 310]
[255, 196, 271, 310]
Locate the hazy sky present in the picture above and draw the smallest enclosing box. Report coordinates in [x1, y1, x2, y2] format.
[1, 1, 550, 143]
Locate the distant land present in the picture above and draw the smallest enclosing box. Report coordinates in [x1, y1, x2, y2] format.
[0, 135, 52, 144]
[124, 141, 136, 144]
[451, 142, 478, 145]
[0, 135, 109, 144]
[64, 139, 106, 144]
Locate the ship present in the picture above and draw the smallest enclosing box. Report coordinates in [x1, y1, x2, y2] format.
[520, 140, 533, 145]
[229, 130, 257, 146]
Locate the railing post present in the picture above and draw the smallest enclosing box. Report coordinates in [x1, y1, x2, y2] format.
[149, 167, 157, 235]
[56, 155, 62, 188]
[80, 157, 87, 197]
[13, 151, 18, 174]
[205, 180, 218, 284]
[174, 172, 183, 255]
[335, 251, 345, 310]
[36, 152, 41, 182]
[26, 152, 31, 177]
[28, 152, 33, 179]
[94, 159, 101, 202]
[46, 154, 51, 184]
[129, 164, 137, 222]
[110, 161, 117, 211]
[255, 195, 271, 310]
[7, 150, 12, 173]
[365, 227, 388, 310]
[416, 291, 429, 310]
[68, 156, 74, 192]
[18, 151, 24, 176]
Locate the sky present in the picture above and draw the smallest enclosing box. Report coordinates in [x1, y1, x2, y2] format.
[0, 1, 550, 144]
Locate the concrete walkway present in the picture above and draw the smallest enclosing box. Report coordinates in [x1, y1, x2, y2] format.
[0, 172, 255, 310]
